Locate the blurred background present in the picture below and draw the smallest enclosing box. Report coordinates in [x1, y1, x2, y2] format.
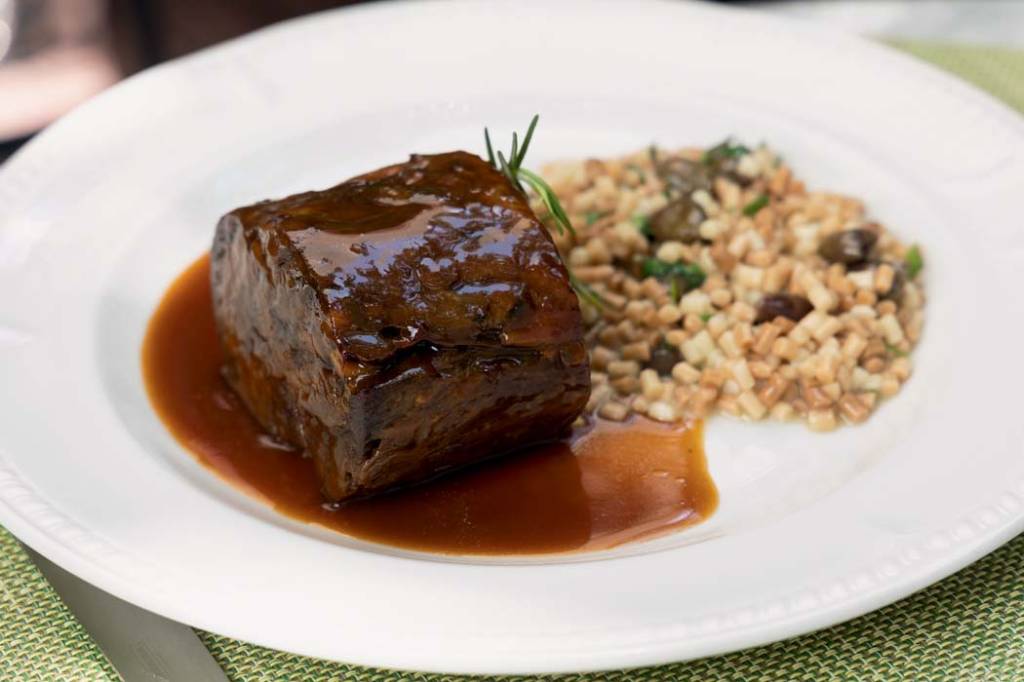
[1, 0, 1021, 162]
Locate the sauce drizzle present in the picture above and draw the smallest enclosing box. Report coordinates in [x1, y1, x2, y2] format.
[142, 255, 717, 555]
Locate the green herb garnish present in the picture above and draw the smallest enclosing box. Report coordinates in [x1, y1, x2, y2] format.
[486, 116, 595, 305]
[640, 258, 671, 279]
[742, 194, 770, 217]
[517, 167, 574, 238]
[675, 263, 706, 292]
[569, 273, 608, 309]
[631, 214, 652, 237]
[584, 210, 609, 226]
[669, 278, 681, 303]
[626, 163, 647, 183]
[885, 342, 909, 358]
[484, 115, 575, 239]
[641, 258, 706, 295]
[905, 244, 923, 279]
[700, 312, 713, 323]
[702, 138, 750, 166]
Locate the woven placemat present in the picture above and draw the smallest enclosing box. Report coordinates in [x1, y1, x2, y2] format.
[2, 41, 1023, 681]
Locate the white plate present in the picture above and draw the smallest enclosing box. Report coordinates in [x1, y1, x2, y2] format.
[1, 0, 1023, 675]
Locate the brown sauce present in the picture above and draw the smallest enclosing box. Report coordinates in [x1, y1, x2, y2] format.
[142, 254, 718, 555]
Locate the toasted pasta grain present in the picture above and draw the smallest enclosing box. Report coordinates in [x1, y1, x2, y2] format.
[533, 141, 925, 428]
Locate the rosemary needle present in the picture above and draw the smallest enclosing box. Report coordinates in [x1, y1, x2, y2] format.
[484, 116, 574, 238]
[484, 116, 595, 305]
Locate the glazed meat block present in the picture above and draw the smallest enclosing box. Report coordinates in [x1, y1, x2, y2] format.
[211, 152, 590, 501]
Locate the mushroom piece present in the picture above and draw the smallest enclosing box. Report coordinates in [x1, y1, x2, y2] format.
[656, 156, 711, 197]
[755, 294, 814, 324]
[818, 228, 878, 265]
[648, 197, 706, 244]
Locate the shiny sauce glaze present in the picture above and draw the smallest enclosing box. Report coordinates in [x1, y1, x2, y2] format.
[235, 152, 584, 361]
[142, 255, 718, 555]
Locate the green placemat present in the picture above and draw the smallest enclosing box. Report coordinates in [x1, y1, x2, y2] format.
[2, 41, 1023, 682]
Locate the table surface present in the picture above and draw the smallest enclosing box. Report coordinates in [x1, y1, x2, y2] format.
[748, 0, 1024, 48]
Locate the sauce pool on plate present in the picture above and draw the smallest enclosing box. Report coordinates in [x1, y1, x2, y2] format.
[142, 255, 718, 554]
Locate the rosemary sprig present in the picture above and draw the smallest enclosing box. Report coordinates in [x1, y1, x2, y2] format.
[569, 273, 609, 309]
[484, 115, 575, 239]
[484, 116, 599, 307]
[517, 167, 574, 238]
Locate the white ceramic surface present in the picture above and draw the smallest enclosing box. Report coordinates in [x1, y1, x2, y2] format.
[1, 0, 1023, 674]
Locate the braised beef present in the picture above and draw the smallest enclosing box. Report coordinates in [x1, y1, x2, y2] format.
[211, 152, 590, 501]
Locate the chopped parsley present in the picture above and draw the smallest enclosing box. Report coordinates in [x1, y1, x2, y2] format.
[905, 244, 924, 279]
[584, 210, 609, 226]
[742, 194, 770, 217]
[640, 257, 673, 279]
[632, 214, 653, 237]
[641, 258, 706, 295]
[702, 138, 751, 166]
[885, 342, 909, 358]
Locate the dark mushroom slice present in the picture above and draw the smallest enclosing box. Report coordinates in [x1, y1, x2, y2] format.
[701, 140, 755, 187]
[755, 294, 814, 324]
[818, 228, 878, 265]
[879, 261, 907, 301]
[847, 258, 906, 301]
[656, 156, 711, 197]
[649, 343, 682, 376]
[647, 197, 706, 244]
[624, 253, 649, 280]
[718, 167, 754, 188]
